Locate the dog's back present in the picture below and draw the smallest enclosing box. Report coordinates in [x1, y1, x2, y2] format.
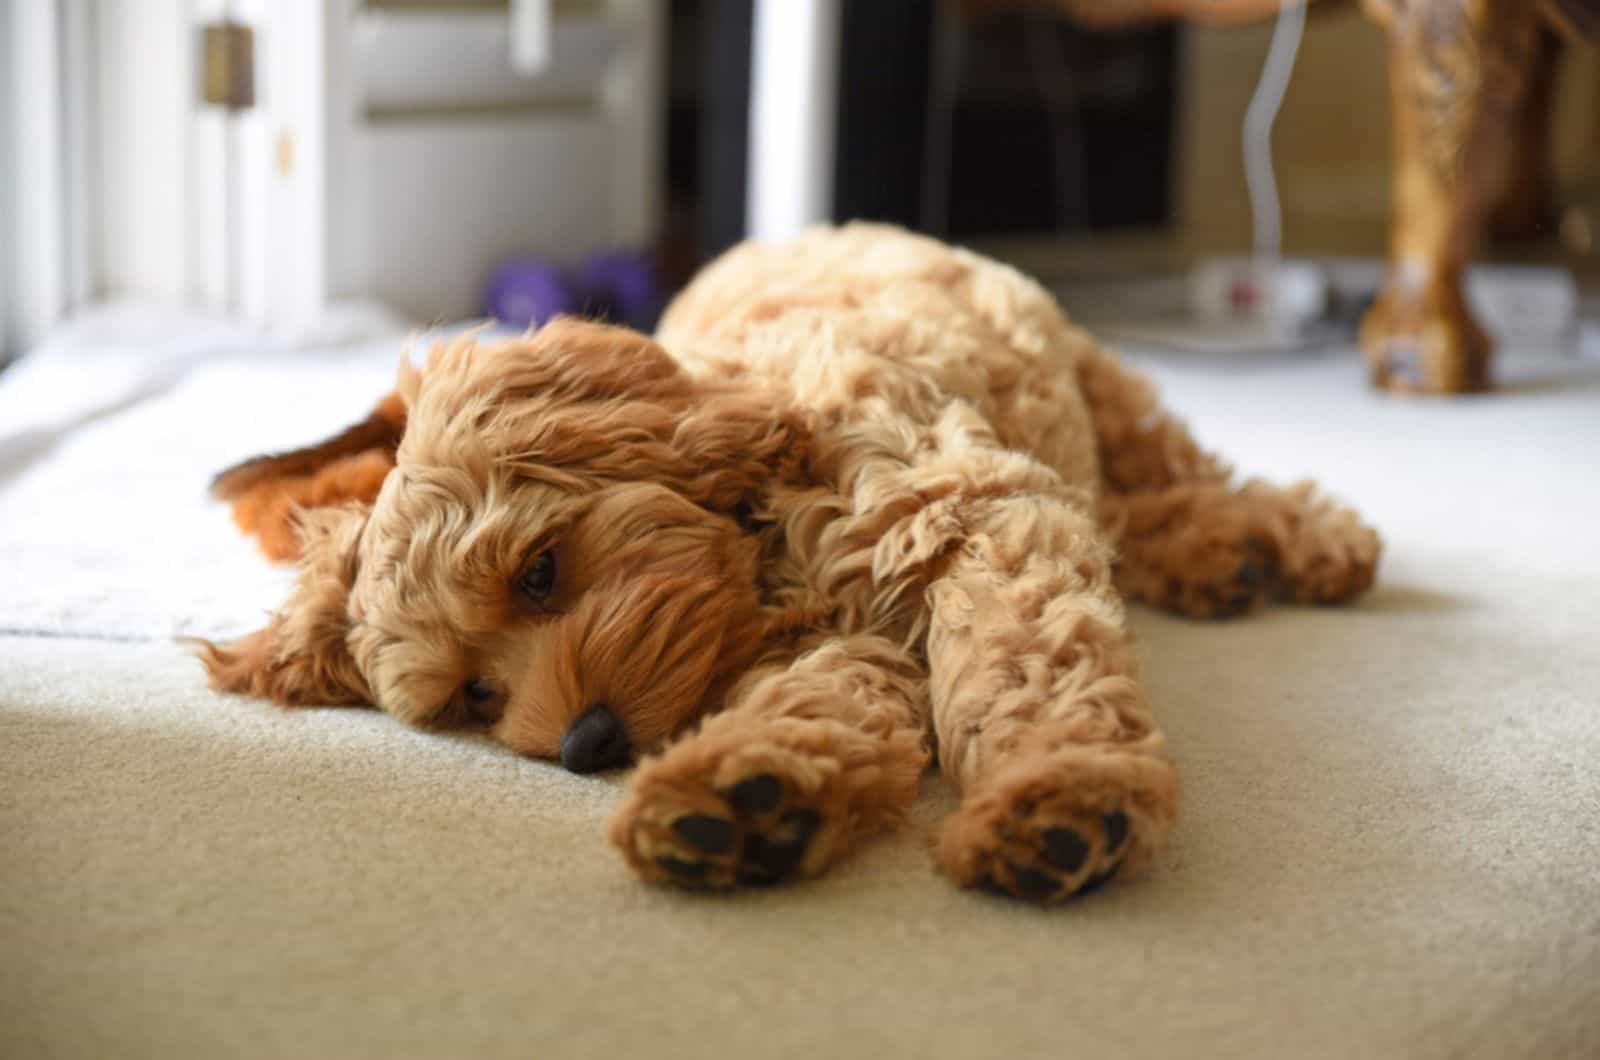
[658, 223, 1103, 493]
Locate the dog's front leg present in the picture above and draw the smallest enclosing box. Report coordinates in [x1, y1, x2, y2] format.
[609, 634, 930, 890]
[925, 494, 1178, 903]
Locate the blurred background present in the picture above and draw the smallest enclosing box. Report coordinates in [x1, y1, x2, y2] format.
[2, 0, 1597, 360]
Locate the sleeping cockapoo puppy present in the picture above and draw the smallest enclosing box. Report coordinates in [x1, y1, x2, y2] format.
[198, 224, 1379, 902]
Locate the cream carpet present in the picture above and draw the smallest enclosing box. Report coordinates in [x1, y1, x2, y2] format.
[2, 318, 1597, 1059]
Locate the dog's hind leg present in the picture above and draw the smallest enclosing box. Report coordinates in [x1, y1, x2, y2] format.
[1107, 479, 1381, 617]
[1077, 344, 1380, 618]
[610, 634, 930, 891]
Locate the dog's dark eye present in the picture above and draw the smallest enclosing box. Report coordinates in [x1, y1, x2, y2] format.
[516, 550, 557, 602]
[451, 677, 504, 725]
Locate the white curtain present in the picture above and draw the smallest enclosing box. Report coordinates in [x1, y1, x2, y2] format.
[1, 0, 92, 361]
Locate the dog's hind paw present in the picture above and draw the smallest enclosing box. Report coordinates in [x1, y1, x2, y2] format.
[977, 810, 1130, 901]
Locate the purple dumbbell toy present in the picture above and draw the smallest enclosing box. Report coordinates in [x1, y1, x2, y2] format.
[484, 249, 661, 331]
[483, 258, 577, 329]
[575, 250, 661, 330]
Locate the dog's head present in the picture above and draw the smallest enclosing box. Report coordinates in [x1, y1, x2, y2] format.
[198, 319, 807, 771]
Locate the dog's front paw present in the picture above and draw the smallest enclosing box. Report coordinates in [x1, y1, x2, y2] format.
[610, 720, 904, 891]
[936, 743, 1176, 904]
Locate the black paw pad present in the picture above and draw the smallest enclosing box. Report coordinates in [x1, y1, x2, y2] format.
[657, 855, 709, 882]
[1009, 863, 1061, 900]
[738, 808, 820, 885]
[1236, 559, 1268, 589]
[729, 774, 783, 815]
[673, 814, 735, 855]
[1102, 811, 1129, 853]
[975, 872, 1011, 898]
[1043, 828, 1088, 873]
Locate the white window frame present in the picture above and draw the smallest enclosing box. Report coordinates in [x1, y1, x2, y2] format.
[1, 0, 93, 360]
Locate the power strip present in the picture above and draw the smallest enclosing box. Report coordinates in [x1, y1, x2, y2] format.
[1191, 258, 1580, 346]
[1190, 258, 1328, 334]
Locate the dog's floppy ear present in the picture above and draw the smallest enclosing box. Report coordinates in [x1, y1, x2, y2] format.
[211, 392, 405, 563]
[474, 318, 811, 511]
[191, 506, 371, 706]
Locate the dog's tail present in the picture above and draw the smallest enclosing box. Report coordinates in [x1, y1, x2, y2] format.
[211, 391, 406, 562]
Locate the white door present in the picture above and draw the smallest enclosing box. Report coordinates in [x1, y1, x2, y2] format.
[190, 0, 267, 317]
[190, 0, 663, 326]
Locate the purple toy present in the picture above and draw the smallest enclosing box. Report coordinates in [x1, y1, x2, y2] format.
[575, 250, 661, 330]
[483, 258, 576, 329]
[484, 249, 662, 331]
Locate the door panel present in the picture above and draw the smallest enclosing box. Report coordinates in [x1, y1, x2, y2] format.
[188, 0, 660, 325]
[358, 116, 611, 321]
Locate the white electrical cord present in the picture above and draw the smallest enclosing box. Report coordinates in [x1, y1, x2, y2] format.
[1242, 0, 1306, 266]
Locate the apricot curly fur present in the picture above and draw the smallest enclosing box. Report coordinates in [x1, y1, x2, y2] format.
[196, 224, 1380, 903]
[228, 450, 396, 562]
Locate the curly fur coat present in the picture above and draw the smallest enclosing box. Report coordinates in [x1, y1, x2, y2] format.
[197, 224, 1379, 902]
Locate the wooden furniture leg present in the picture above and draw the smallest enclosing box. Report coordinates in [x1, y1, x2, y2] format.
[1489, 24, 1563, 244]
[1359, 0, 1542, 394]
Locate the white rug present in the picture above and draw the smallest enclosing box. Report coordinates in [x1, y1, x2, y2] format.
[2, 313, 1596, 1059]
[0, 304, 413, 641]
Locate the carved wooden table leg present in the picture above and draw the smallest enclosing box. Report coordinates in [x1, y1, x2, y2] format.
[1360, 0, 1541, 395]
[1488, 24, 1562, 244]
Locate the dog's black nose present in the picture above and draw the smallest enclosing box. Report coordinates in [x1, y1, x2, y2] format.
[560, 703, 631, 773]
